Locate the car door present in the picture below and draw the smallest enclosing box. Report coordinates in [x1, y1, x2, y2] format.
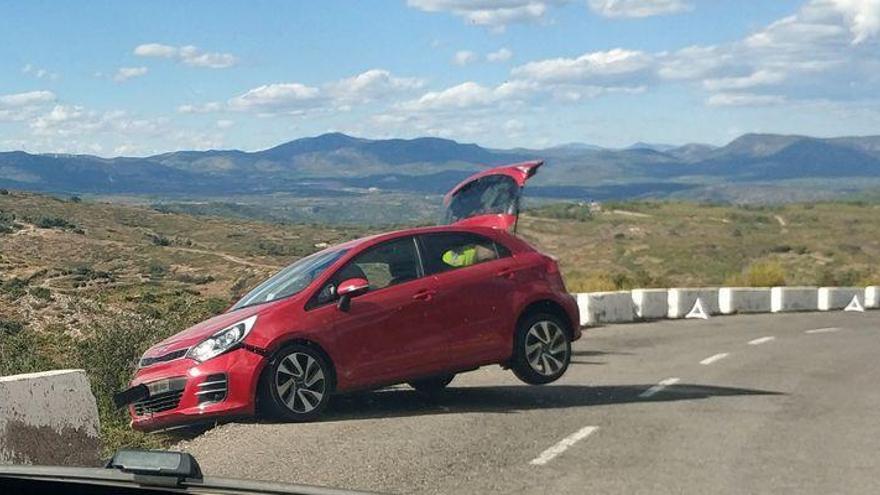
[417, 231, 517, 368]
[313, 236, 446, 389]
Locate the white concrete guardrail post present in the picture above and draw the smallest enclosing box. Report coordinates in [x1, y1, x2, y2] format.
[667, 288, 720, 319]
[865, 286, 879, 309]
[0, 369, 101, 466]
[818, 287, 862, 311]
[770, 287, 819, 312]
[719, 287, 772, 315]
[577, 291, 636, 325]
[631, 289, 668, 320]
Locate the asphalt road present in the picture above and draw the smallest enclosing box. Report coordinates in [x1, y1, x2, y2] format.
[178, 311, 880, 494]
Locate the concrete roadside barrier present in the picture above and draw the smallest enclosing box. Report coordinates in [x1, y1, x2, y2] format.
[0, 369, 101, 466]
[577, 291, 635, 326]
[668, 288, 720, 319]
[719, 287, 772, 314]
[631, 289, 668, 320]
[818, 287, 862, 311]
[865, 286, 879, 309]
[770, 287, 819, 312]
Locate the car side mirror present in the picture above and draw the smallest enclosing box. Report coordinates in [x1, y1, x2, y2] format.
[336, 278, 369, 311]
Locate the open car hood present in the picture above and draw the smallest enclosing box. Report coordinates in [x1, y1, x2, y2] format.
[443, 160, 543, 231]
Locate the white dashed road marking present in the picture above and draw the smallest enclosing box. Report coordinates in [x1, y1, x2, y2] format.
[806, 327, 841, 334]
[530, 426, 599, 466]
[700, 353, 729, 365]
[748, 336, 776, 345]
[639, 377, 680, 398]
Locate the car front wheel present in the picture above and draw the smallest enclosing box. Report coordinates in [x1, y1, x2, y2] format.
[511, 313, 571, 385]
[263, 344, 332, 421]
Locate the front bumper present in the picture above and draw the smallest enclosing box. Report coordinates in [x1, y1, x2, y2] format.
[127, 347, 265, 432]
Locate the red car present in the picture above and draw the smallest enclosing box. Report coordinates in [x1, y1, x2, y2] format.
[121, 161, 581, 431]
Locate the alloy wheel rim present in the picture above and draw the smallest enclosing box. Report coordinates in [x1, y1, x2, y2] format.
[275, 351, 326, 414]
[525, 321, 568, 376]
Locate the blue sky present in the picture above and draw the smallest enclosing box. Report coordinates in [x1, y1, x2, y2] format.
[1, 0, 878, 156]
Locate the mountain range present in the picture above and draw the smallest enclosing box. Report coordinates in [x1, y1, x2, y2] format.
[3, 132, 880, 203]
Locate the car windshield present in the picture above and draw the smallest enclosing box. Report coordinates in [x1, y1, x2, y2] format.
[231, 248, 348, 310]
[444, 174, 519, 224]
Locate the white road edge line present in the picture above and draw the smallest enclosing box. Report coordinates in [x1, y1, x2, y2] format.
[639, 377, 680, 399]
[700, 352, 730, 365]
[806, 327, 841, 334]
[529, 426, 599, 466]
[748, 336, 776, 345]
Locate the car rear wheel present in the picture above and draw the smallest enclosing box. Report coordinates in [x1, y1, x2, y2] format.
[511, 313, 571, 385]
[408, 374, 455, 394]
[263, 344, 332, 422]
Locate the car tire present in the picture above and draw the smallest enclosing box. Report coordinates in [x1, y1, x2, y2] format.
[262, 344, 333, 422]
[408, 374, 455, 394]
[511, 312, 571, 385]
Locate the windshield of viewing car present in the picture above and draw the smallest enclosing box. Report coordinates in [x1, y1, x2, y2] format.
[444, 175, 520, 224]
[231, 248, 348, 310]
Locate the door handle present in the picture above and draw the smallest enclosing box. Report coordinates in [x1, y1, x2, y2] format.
[412, 289, 436, 301]
[496, 268, 516, 279]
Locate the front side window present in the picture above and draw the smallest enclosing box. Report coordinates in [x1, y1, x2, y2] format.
[443, 175, 519, 224]
[231, 248, 348, 310]
[419, 232, 507, 275]
[312, 237, 421, 306]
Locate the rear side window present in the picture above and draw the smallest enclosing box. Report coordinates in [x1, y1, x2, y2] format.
[418, 232, 509, 275]
[444, 175, 519, 224]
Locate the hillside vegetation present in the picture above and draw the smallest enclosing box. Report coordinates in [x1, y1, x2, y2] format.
[523, 201, 880, 291]
[2, 191, 880, 452]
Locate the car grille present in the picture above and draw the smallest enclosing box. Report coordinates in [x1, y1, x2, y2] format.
[139, 348, 188, 368]
[133, 390, 184, 416]
[196, 374, 228, 405]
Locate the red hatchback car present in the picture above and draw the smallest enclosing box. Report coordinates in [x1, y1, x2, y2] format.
[120, 161, 581, 431]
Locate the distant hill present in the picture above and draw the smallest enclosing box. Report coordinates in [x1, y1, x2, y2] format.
[2, 132, 880, 203]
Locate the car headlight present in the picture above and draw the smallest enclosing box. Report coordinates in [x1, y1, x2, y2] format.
[186, 315, 258, 363]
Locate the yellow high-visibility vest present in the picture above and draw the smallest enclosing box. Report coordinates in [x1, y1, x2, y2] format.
[442, 245, 477, 267]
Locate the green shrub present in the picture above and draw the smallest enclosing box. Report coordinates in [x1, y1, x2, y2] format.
[28, 286, 52, 301]
[0, 321, 57, 376]
[36, 216, 77, 229]
[726, 261, 786, 287]
[0, 278, 29, 299]
[76, 313, 177, 455]
[149, 234, 171, 246]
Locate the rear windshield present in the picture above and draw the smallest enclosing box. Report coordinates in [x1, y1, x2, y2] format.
[443, 174, 520, 224]
[231, 248, 348, 310]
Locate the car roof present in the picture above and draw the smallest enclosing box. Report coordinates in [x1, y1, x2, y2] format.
[331, 224, 513, 253]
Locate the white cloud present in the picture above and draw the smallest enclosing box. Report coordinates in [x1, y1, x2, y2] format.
[829, 0, 880, 43]
[133, 43, 238, 68]
[702, 70, 785, 91]
[21, 64, 59, 80]
[405, 0, 567, 30]
[487, 47, 513, 62]
[177, 102, 223, 114]
[453, 50, 478, 66]
[228, 83, 321, 112]
[512, 48, 654, 84]
[706, 93, 787, 107]
[588, 0, 692, 18]
[0, 90, 56, 108]
[325, 69, 424, 103]
[188, 69, 422, 114]
[113, 66, 149, 83]
[399, 80, 535, 111]
[178, 45, 239, 68]
[216, 119, 235, 129]
[134, 43, 178, 58]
